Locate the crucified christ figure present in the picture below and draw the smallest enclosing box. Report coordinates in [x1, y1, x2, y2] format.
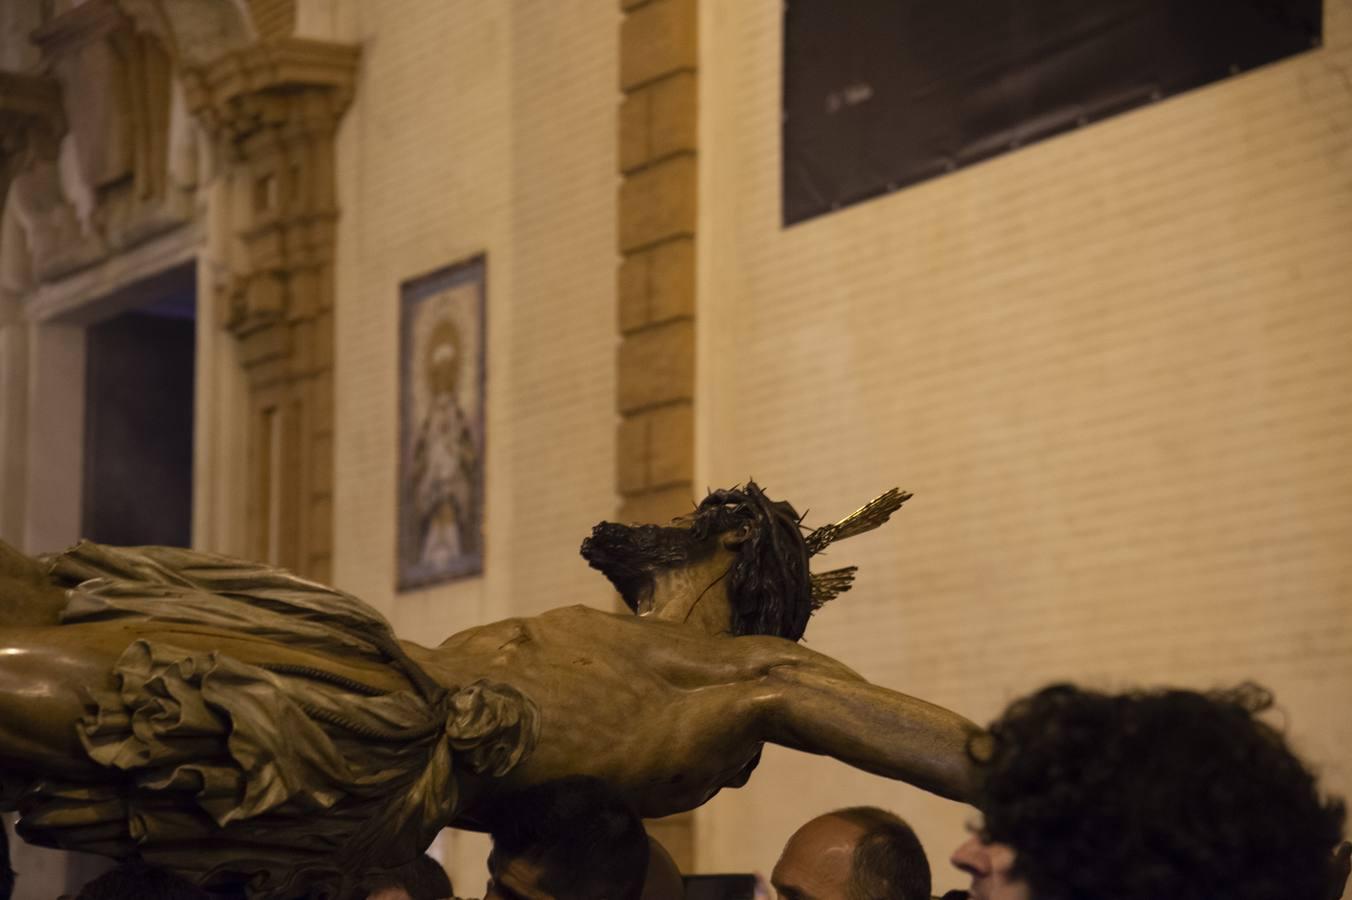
[0, 483, 981, 898]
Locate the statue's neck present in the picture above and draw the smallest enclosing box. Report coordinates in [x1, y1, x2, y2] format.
[647, 551, 736, 636]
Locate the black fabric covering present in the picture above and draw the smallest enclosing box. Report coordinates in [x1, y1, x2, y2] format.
[783, 0, 1322, 225]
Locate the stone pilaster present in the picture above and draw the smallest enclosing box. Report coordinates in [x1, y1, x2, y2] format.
[616, 0, 698, 527]
[0, 71, 64, 546]
[617, 0, 699, 870]
[183, 37, 358, 581]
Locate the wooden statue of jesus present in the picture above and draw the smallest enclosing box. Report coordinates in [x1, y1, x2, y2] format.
[0, 483, 980, 898]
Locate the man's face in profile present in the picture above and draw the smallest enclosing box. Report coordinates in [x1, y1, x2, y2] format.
[949, 834, 1030, 900]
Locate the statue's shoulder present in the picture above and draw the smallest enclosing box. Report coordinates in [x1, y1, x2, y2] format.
[535, 603, 627, 624]
[443, 605, 624, 649]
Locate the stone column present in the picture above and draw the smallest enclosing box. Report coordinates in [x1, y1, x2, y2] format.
[182, 38, 357, 581]
[0, 71, 63, 546]
[616, 0, 699, 871]
[616, 0, 698, 524]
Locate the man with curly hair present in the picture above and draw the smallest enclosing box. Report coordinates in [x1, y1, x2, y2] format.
[949, 683, 1347, 900]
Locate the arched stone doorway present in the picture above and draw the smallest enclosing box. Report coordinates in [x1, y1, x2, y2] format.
[0, 0, 356, 575]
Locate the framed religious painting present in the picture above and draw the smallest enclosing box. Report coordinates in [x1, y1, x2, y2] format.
[397, 255, 487, 589]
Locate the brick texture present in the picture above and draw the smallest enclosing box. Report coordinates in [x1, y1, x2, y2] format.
[617, 238, 696, 333]
[618, 154, 697, 251]
[695, 2, 1352, 891]
[619, 0, 695, 90]
[618, 482, 694, 525]
[648, 236, 695, 322]
[617, 400, 695, 495]
[620, 71, 697, 173]
[617, 319, 694, 414]
[248, 0, 294, 40]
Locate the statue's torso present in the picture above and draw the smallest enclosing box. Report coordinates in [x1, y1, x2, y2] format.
[413, 605, 783, 818]
[2, 599, 792, 832]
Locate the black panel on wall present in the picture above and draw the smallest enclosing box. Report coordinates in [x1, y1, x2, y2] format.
[783, 0, 1322, 226]
[82, 302, 196, 547]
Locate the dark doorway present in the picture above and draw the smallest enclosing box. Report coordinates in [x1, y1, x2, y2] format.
[81, 269, 196, 547]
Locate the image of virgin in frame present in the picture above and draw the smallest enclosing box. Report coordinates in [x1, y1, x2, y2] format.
[397, 255, 486, 589]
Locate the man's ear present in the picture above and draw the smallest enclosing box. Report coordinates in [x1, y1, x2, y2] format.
[722, 522, 753, 549]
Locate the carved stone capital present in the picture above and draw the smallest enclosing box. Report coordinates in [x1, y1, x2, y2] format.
[182, 38, 356, 339]
[183, 38, 359, 145]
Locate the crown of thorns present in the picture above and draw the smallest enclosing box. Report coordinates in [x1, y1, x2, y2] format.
[803, 487, 912, 608]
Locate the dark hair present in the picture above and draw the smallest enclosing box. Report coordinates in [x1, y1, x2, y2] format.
[829, 807, 931, 900]
[74, 862, 213, 900]
[487, 776, 648, 900]
[689, 483, 813, 640]
[971, 683, 1346, 900]
[360, 854, 453, 900]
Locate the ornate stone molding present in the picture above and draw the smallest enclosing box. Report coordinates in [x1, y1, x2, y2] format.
[20, 0, 190, 280]
[183, 38, 357, 339]
[183, 38, 358, 145]
[114, 0, 255, 69]
[0, 71, 64, 197]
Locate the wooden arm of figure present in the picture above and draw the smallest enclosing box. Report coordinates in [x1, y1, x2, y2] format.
[756, 663, 985, 804]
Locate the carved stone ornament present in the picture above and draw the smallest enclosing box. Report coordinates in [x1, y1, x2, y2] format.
[0, 72, 64, 176]
[6, 0, 193, 280]
[181, 38, 358, 337]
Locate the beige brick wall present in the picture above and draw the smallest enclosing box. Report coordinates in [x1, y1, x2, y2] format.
[247, 0, 294, 40]
[696, 1, 1352, 892]
[329, 0, 618, 885]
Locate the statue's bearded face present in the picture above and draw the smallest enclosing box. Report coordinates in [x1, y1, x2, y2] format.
[579, 520, 711, 613]
[580, 483, 813, 640]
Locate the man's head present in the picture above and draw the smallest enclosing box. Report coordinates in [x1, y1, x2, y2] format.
[771, 807, 931, 900]
[580, 482, 813, 640]
[952, 683, 1347, 900]
[485, 776, 649, 900]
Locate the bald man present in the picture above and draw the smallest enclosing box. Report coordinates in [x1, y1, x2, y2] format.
[771, 808, 930, 900]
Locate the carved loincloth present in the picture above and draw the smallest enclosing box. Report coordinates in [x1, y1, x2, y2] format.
[11, 542, 539, 900]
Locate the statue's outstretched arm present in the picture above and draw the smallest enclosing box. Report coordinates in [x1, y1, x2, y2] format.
[756, 662, 984, 804]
